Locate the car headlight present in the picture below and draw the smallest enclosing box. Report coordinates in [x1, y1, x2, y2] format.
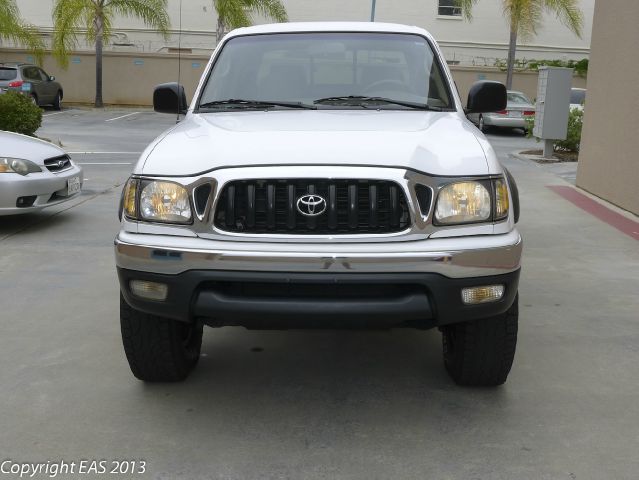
[0, 157, 42, 176]
[139, 180, 192, 224]
[434, 179, 510, 225]
[435, 181, 491, 225]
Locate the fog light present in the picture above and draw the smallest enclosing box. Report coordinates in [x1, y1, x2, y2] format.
[461, 285, 505, 305]
[130, 280, 168, 301]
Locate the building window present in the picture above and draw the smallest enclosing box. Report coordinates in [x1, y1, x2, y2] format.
[438, 0, 462, 17]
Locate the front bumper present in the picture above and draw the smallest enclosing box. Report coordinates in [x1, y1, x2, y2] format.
[115, 229, 522, 328]
[0, 165, 83, 215]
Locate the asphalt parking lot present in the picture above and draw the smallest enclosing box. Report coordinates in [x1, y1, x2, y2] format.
[1, 108, 638, 480]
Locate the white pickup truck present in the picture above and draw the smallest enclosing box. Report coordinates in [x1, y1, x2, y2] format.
[115, 22, 522, 386]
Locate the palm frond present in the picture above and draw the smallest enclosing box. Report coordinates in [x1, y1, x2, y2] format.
[453, 0, 480, 21]
[215, 0, 252, 29]
[543, 0, 583, 37]
[242, 0, 288, 23]
[0, 0, 45, 61]
[106, 0, 170, 39]
[52, 0, 96, 67]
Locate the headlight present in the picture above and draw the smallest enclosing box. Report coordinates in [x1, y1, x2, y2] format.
[435, 181, 491, 224]
[139, 180, 192, 224]
[0, 157, 42, 176]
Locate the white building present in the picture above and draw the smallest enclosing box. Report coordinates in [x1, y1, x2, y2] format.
[11, 0, 594, 65]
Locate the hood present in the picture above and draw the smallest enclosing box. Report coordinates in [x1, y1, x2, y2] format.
[138, 110, 494, 177]
[0, 130, 66, 164]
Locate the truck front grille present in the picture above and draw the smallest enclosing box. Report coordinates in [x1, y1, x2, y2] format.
[214, 179, 411, 234]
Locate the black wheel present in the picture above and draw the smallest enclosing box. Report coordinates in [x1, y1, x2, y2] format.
[53, 91, 62, 111]
[442, 295, 518, 386]
[30, 94, 38, 106]
[120, 295, 203, 382]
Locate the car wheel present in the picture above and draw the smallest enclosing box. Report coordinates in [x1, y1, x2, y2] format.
[441, 294, 518, 386]
[120, 294, 203, 382]
[53, 91, 62, 111]
[30, 94, 38, 106]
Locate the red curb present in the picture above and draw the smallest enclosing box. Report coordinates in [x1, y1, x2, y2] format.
[547, 186, 639, 241]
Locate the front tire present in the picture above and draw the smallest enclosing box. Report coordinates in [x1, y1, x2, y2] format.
[120, 295, 203, 382]
[53, 91, 62, 111]
[442, 295, 518, 386]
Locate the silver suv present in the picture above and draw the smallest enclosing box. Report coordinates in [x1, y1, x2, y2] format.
[115, 23, 522, 386]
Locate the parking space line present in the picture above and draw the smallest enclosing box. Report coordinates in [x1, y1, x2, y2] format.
[67, 152, 141, 154]
[105, 112, 140, 122]
[77, 162, 132, 165]
[43, 110, 78, 117]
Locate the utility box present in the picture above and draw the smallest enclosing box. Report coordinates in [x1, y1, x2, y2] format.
[533, 67, 572, 140]
[533, 66, 573, 140]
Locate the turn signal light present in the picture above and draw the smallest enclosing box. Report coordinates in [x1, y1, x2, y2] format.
[461, 285, 505, 305]
[130, 280, 168, 301]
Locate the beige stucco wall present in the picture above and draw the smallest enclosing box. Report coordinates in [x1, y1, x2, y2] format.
[0, 48, 586, 106]
[576, 0, 639, 215]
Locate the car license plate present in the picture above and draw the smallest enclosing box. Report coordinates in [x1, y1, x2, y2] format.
[509, 111, 523, 118]
[67, 176, 81, 195]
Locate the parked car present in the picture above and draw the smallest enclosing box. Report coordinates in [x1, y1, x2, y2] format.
[0, 63, 64, 109]
[570, 87, 586, 112]
[0, 130, 83, 215]
[467, 90, 535, 133]
[115, 22, 522, 387]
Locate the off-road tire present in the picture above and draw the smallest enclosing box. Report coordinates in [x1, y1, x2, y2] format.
[120, 295, 203, 382]
[53, 91, 62, 111]
[442, 294, 518, 386]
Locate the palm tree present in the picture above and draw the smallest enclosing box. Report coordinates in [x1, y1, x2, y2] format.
[455, 0, 583, 89]
[0, 0, 44, 60]
[214, 0, 288, 43]
[52, 0, 170, 108]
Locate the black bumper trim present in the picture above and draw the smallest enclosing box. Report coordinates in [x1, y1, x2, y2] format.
[117, 268, 520, 329]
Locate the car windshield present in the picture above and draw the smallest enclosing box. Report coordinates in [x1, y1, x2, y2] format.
[198, 32, 454, 111]
[507, 92, 531, 105]
[570, 89, 586, 104]
[0, 68, 18, 81]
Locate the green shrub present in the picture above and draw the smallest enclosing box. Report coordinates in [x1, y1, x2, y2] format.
[525, 108, 583, 154]
[554, 108, 584, 153]
[0, 91, 42, 136]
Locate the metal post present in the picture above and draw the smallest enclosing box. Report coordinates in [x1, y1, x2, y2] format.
[543, 139, 554, 159]
[371, 0, 377, 21]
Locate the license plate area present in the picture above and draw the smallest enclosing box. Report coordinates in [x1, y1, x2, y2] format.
[67, 176, 81, 195]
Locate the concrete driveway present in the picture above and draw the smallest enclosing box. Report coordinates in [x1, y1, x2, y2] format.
[1, 109, 637, 479]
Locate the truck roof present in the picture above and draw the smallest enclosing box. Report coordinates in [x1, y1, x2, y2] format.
[226, 22, 433, 40]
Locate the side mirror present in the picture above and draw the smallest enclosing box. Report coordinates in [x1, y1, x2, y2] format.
[49, 76, 55, 81]
[466, 81, 507, 114]
[153, 82, 188, 115]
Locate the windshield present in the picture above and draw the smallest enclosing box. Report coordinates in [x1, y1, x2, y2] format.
[507, 92, 531, 105]
[198, 32, 454, 111]
[570, 89, 586, 104]
[0, 68, 18, 81]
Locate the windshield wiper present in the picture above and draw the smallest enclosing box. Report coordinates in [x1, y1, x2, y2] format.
[314, 96, 445, 111]
[199, 99, 316, 110]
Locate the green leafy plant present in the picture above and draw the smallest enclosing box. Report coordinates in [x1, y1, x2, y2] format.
[0, 91, 42, 136]
[0, 0, 44, 62]
[554, 108, 583, 152]
[525, 108, 583, 154]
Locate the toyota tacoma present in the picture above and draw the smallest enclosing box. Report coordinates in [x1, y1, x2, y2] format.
[115, 23, 522, 386]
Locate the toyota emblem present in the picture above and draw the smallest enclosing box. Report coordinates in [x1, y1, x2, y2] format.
[296, 194, 327, 217]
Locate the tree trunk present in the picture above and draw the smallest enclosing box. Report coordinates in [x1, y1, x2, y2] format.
[95, 15, 104, 108]
[505, 25, 518, 90]
[216, 17, 225, 45]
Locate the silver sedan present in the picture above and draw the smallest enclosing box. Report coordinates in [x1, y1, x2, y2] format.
[0, 130, 83, 215]
[468, 90, 535, 133]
